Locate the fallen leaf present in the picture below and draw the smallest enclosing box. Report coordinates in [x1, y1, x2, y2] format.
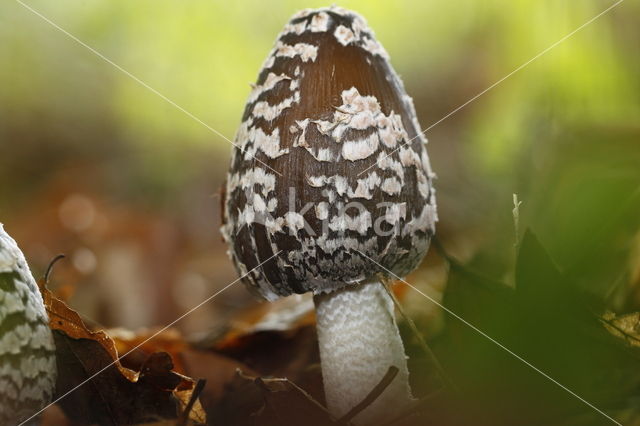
[109, 327, 190, 373]
[212, 286, 409, 351]
[38, 280, 206, 425]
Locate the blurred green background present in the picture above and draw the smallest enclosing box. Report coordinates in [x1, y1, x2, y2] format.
[0, 1, 639, 423]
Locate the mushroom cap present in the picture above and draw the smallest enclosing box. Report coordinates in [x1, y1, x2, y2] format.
[0, 224, 57, 423]
[222, 6, 436, 300]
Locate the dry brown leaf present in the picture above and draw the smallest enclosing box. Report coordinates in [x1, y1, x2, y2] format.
[40, 281, 139, 381]
[213, 284, 409, 352]
[38, 279, 206, 425]
[212, 295, 315, 351]
[109, 327, 190, 373]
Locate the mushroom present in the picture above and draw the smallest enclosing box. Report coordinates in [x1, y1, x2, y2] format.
[0, 224, 56, 424]
[221, 6, 436, 424]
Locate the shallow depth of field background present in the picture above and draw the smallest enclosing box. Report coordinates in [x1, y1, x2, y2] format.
[1, 1, 639, 414]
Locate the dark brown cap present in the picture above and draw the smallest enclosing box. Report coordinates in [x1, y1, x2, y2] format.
[222, 6, 436, 300]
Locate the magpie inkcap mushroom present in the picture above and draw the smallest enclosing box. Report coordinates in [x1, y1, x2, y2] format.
[222, 6, 436, 424]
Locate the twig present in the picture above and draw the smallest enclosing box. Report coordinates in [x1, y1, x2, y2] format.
[239, 367, 401, 425]
[43, 253, 66, 285]
[237, 369, 333, 418]
[177, 378, 206, 426]
[381, 276, 459, 395]
[338, 366, 399, 424]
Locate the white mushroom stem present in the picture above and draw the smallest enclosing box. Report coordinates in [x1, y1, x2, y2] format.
[314, 279, 412, 425]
